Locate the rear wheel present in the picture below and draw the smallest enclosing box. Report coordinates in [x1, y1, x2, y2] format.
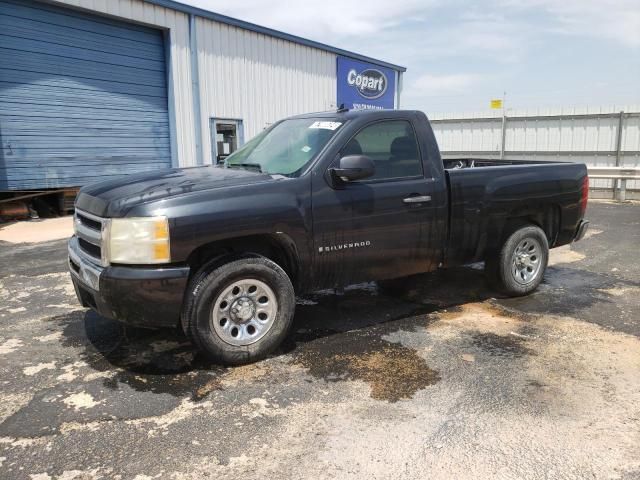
[182, 257, 295, 365]
[486, 224, 549, 296]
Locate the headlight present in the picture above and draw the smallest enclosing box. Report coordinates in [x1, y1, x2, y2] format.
[104, 217, 170, 264]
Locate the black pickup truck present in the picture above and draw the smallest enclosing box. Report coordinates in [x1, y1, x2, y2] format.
[69, 109, 589, 364]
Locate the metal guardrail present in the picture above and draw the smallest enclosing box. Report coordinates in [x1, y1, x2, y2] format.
[588, 166, 640, 201]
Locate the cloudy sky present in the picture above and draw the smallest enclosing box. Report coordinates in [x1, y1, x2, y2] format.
[185, 0, 640, 113]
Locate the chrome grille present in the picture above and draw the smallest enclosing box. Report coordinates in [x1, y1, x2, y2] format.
[74, 209, 107, 266]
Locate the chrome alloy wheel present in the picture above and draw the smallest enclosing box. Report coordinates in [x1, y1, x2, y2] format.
[511, 237, 542, 284]
[211, 279, 278, 346]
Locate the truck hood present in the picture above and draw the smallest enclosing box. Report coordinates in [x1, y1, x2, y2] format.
[75, 166, 276, 217]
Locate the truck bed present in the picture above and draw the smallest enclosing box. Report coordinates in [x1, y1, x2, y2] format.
[442, 159, 587, 267]
[443, 158, 552, 170]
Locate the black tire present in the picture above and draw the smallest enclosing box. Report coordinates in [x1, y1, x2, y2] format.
[485, 224, 549, 297]
[182, 256, 295, 365]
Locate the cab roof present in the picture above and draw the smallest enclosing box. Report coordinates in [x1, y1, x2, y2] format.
[292, 109, 424, 121]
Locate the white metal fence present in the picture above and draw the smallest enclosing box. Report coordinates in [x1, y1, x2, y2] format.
[430, 105, 640, 198]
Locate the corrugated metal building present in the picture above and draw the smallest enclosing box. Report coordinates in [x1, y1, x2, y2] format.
[0, 0, 405, 191]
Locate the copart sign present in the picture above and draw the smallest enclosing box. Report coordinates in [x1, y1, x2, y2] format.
[337, 56, 396, 110]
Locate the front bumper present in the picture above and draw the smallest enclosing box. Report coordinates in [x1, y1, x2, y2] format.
[573, 220, 590, 242]
[68, 236, 190, 328]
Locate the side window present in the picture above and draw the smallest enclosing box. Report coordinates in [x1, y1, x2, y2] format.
[343, 120, 422, 180]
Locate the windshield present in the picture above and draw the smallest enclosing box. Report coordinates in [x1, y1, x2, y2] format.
[223, 118, 344, 176]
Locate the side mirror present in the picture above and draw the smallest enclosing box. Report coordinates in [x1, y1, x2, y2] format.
[331, 155, 375, 182]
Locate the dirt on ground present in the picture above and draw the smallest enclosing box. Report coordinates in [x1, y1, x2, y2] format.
[0, 201, 639, 479]
[0, 217, 73, 244]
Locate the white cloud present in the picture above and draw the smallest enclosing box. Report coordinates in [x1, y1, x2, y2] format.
[183, 0, 536, 68]
[181, 0, 639, 112]
[185, 0, 432, 39]
[185, 0, 639, 57]
[500, 0, 640, 47]
[411, 73, 485, 95]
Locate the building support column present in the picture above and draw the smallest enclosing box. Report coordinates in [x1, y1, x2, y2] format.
[500, 114, 507, 160]
[189, 14, 203, 166]
[614, 111, 625, 199]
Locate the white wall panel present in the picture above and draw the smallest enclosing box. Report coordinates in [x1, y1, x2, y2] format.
[50, 0, 198, 167]
[431, 106, 640, 191]
[434, 121, 502, 153]
[623, 115, 640, 150]
[195, 17, 337, 164]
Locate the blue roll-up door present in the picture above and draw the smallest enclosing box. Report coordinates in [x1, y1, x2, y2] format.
[0, 0, 171, 190]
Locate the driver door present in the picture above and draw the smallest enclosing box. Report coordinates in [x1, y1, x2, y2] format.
[311, 119, 434, 288]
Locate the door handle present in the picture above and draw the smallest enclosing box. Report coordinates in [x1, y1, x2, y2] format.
[403, 195, 431, 204]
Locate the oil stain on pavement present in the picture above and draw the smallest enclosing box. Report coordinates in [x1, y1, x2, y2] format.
[470, 331, 533, 358]
[292, 327, 441, 402]
[1, 202, 640, 479]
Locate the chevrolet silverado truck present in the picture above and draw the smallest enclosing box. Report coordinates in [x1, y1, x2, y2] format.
[68, 109, 589, 365]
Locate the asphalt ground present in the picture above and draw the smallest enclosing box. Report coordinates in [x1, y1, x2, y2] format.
[0, 200, 639, 479]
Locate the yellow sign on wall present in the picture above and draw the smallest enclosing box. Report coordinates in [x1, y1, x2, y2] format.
[490, 99, 503, 109]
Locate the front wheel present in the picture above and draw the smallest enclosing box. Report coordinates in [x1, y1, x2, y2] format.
[485, 225, 549, 297]
[182, 257, 295, 365]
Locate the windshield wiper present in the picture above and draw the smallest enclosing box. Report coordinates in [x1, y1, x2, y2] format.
[226, 162, 263, 173]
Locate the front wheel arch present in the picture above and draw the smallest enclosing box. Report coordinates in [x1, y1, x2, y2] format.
[185, 233, 301, 288]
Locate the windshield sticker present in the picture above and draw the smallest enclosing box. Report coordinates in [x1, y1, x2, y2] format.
[309, 121, 342, 130]
[301, 145, 311, 153]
